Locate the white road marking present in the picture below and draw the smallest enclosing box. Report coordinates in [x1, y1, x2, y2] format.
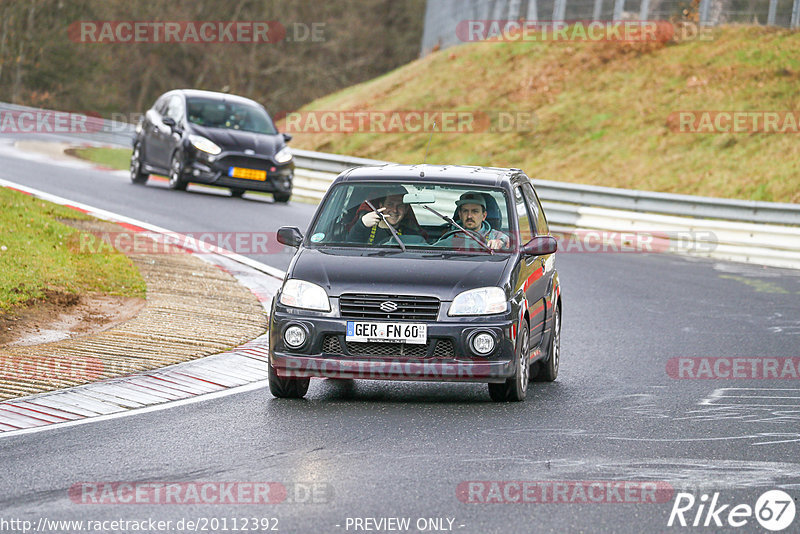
[0, 178, 286, 437]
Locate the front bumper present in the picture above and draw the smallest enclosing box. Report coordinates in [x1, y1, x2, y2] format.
[269, 311, 517, 383]
[188, 151, 294, 193]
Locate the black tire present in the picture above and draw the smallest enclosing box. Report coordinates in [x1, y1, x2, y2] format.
[273, 191, 291, 203]
[536, 305, 560, 382]
[130, 143, 149, 185]
[230, 189, 246, 198]
[488, 323, 529, 402]
[168, 151, 188, 191]
[268, 361, 310, 399]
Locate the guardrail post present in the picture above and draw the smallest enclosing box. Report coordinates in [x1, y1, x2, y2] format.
[553, 0, 566, 21]
[639, 0, 650, 20]
[593, 0, 603, 20]
[792, 0, 800, 28]
[613, 0, 625, 20]
[698, 0, 712, 25]
[768, 0, 778, 25]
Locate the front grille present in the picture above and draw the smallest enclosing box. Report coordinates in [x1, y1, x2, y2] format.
[345, 341, 430, 358]
[340, 294, 440, 321]
[322, 335, 342, 353]
[216, 155, 273, 171]
[432, 339, 455, 358]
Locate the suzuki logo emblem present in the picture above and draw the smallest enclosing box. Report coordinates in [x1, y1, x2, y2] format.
[379, 301, 398, 312]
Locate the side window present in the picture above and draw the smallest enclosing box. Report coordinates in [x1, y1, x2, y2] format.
[522, 183, 548, 235]
[514, 186, 535, 245]
[165, 96, 184, 122]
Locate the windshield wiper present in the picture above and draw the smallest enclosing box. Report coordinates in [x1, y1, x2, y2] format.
[364, 199, 406, 252]
[422, 205, 493, 254]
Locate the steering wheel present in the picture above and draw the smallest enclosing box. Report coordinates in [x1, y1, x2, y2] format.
[437, 228, 488, 246]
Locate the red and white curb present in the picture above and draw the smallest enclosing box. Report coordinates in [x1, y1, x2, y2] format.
[0, 178, 288, 437]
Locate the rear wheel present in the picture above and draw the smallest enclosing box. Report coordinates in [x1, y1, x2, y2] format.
[130, 143, 149, 184]
[268, 361, 310, 399]
[168, 152, 188, 191]
[536, 305, 560, 382]
[273, 191, 291, 203]
[488, 324, 529, 402]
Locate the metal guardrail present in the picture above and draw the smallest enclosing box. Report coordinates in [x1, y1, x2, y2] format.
[0, 102, 136, 147]
[291, 148, 800, 226]
[290, 148, 800, 269]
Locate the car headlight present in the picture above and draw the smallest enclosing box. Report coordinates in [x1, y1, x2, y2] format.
[274, 146, 292, 164]
[448, 287, 507, 316]
[279, 279, 330, 312]
[189, 134, 222, 155]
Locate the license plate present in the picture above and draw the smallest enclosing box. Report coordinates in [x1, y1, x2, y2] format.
[346, 322, 427, 344]
[228, 167, 266, 181]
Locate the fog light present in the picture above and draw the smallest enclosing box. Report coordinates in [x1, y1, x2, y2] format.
[471, 333, 495, 355]
[284, 325, 306, 348]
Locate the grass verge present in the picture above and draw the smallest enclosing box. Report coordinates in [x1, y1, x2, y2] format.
[66, 146, 131, 170]
[280, 25, 800, 203]
[0, 187, 146, 312]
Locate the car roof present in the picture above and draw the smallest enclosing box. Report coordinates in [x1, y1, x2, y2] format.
[168, 89, 263, 107]
[336, 164, 527, 187]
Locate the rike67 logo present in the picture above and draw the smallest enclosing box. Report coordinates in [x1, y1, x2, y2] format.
[668, 490, 796, 531]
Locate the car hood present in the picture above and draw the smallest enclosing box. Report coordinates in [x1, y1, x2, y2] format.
[189, 124, 282, 155]
[288, 248, 513, 301]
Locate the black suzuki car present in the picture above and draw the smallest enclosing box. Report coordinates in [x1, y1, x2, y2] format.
[270, 164, 561, 401]
[130, 89, 294, 202]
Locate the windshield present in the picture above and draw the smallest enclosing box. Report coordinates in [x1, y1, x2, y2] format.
[186, 97, 277, 134]
[307, 181, 514, 253]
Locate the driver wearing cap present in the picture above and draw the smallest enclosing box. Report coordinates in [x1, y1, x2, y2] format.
[439, 192, 509, 250]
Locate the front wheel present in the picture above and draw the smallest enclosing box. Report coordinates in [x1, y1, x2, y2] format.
[488, 324, 529, 402]
[130, 143, 149, 184]
[168, 152, 188, 191]
[273, 191, 291, 203]
[536, 305, 560, 382]
[268, 361, 310, 399]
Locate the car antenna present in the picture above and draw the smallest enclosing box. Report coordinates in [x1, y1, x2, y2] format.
[421, 121, 436, 177]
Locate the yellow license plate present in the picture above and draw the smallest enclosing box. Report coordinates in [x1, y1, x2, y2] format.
[229, 167, 267, 181]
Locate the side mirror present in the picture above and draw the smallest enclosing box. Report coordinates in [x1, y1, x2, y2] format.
[162, 117, 176, 128]
[282, 132, 293, 143]
[276, 226, 303, 247]
[521, 235, 557, 256]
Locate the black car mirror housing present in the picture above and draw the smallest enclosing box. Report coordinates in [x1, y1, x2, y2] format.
[521, 235, 557, 256]
[277, 226, 303, 247]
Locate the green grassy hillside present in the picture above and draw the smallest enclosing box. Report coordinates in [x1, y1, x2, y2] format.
[283, 26, 800, 202]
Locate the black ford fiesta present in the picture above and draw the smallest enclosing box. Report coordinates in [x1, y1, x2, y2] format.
[130, 89, 294, 202]
[269, 164, 562, 402]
